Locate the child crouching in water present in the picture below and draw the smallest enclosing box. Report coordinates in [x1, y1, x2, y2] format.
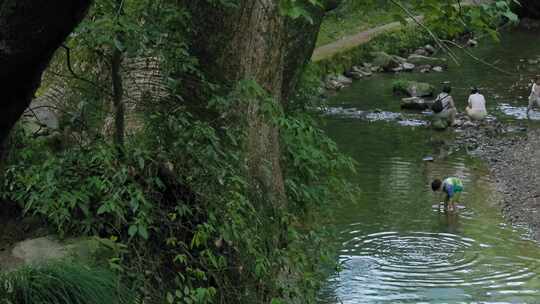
[431, 177, 463, 212]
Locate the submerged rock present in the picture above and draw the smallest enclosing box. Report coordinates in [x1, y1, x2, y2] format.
[393, 80, 434, 97]
[325, 74, 352, 90]
[407, 54, 447, 66]
[352, 65, 373, 77]
[413, 47, 429, 56]
[400, 97, 433, 110]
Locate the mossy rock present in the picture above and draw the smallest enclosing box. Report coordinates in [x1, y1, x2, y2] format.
[371, 51, 400, 71]
[392, 80, 434, 97]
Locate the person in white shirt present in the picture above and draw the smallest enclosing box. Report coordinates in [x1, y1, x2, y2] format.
[527, 76, 540, 117]
[465, 87, 487, 120]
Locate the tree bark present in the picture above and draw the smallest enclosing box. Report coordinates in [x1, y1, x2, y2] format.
[186, 0, 289, 210]
[111, 0, 125, 151]
[0, 0, 91, 150]
[185, 1, 330, 211]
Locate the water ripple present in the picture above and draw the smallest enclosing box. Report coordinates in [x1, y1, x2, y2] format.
[330, 231, 539, 303]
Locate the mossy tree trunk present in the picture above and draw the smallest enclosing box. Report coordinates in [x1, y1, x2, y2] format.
[185, 0, 332, 218]
[0, 0, 91, 157]
[111, 0, 125, 152]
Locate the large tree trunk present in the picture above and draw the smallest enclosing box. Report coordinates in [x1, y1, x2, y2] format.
[185, 1, 330, 212]
[0, 0, 91, 155]
[187, 1, 289, 211]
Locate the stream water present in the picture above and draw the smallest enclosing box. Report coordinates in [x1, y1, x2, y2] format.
[319, 28, 540, 304]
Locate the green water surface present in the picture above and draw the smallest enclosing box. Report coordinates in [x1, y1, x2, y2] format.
[320, 28, 540, 304]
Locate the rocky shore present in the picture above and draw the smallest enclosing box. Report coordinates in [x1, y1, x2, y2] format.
[450, 119, 540, 241]
[482, 128, 540, 241]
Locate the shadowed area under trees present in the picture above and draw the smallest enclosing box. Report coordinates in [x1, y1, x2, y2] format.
[0, 0, 536, 303]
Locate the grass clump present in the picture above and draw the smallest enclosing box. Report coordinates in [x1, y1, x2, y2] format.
[0, 262, 131, 304]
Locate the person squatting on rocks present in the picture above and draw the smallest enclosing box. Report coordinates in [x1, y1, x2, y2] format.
[466, 87, 487, 120]
[432, 85, 457, 127]
[431, 177, 464, 212]
[527, 76, 540, 118]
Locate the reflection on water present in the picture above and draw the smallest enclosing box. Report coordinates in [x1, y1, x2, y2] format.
[319, 28, 540, 304]
[320, 120, 540, 304]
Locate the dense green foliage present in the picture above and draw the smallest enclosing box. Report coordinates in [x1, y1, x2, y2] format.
[0, 0, 522, 303]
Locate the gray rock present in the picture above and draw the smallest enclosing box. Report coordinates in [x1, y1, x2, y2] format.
[432, 66, 444, 72]
[344, 69, 362, 80]
[400, 97, 433, 110]
[2, 236, 118, 272]
[12, 237, 67, 266]
[335, 74, 353, 85]
[392, 66, 404, 73]
[467, 39, 478, 47]
[413, 48, 429, 56]
[407, 54, 447, 66]
[424, 44, 436, 54]
[352, 66, 373, 77]
[371, 51, 400, 71]
[402, 62, 415, 71]
[325, 80, 344, 91]
[393, 80, 434, 97]
[325, 74, 352, 90]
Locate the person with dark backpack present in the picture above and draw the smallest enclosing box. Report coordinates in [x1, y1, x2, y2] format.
[432, 85, 456, 128]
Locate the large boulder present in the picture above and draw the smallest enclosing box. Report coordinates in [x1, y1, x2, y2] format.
[393, 80, 434, 97]
[325, 74, 352, 90]
[1, 236, 118, 272]
[407, 54, 447, 66]
[371, 51, 400, 71]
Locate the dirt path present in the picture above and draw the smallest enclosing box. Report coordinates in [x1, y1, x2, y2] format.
[312, 16, 424, 62]
[312, 0, 490, 62]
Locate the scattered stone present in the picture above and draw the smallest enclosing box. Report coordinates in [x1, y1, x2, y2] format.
[467, 39, 478, 47]
[1, 236, 120, 272]
[325, 74, 352, 90]
[414, 47, 429, 56]
[371, 51, 400, 71]
[400, 97, 433, 110]
[432, 66, 444, 72]
[392, 66, 404, 73]
[393, 80, 434, 97]
[527, 59, 539, 65]
[424, 44, 436, 55]
[402, 62, 415, 72]
[407, 54, 447, 66]
[345, 69, 363, 80]
[352, 65, 373, 77]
